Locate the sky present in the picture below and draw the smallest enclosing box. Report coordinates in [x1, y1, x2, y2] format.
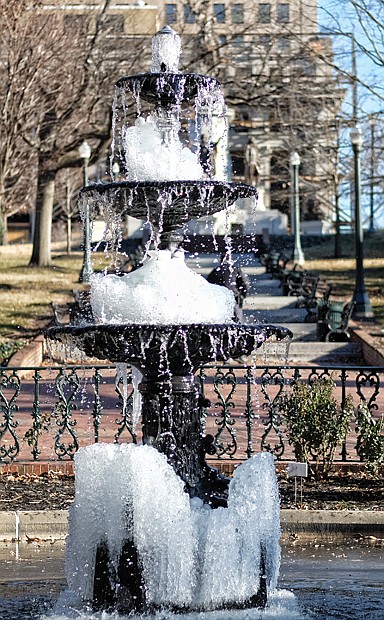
[318, 0, 384, 116]
[318, 0, 384, 228]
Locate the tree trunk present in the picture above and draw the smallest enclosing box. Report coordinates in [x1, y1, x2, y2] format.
[29, 169, 56, 267]
[0, 211, 8, 245]
[67, 215, 72, 253]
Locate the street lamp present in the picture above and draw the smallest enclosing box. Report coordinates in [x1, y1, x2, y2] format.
[350, 125, 374, 320]
[78, 140, 93, 283]
[368, 116, 376, 233]
[290, 151, 305, 265]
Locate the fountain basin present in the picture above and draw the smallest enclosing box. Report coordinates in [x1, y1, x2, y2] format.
[116, 72, 221, 107]
[80, 180, 258, 231]
[47, 323, 292, 377]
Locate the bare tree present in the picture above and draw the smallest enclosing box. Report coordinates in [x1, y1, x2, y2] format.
[165, 2, 345, 225]
[53, 168, 84, 254]
[28, 1, 114, 267]
[0, 1, 48, 244]
[0, 0, 151, 263]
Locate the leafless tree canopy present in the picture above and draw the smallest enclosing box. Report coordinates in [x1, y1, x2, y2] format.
[1, 0, 383, 257]
[0, 0, 151, 261]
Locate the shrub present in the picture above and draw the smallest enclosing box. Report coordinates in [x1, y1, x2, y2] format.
[355, 402, 384, 473]
[278, 376, 354, 479]
[0, 338, 26, 366]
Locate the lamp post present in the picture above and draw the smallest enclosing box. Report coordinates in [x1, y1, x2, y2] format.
[350, 125, 374, 320]
[79, 140, 93, 283]
[368, 116, 376, 233]
[290, 151, 305, 265]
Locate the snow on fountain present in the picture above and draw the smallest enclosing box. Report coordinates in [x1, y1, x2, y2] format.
[90, 249, 235, 325]
[123, 115, 203, 181]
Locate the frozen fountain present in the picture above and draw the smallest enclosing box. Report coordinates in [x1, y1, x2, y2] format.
[47, 26, 292, 616]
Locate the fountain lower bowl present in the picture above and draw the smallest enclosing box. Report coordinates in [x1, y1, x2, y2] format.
[47, 323, 292, 377]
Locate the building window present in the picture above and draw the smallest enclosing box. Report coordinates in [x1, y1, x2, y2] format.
[101, 15, 125, 33]
[64, 15, 88, 34]
[214, 4, 226, 23]
[165, 4, 177, 23]
[296, 57, 316, 76]
[258, 3, 271, 23]
[277, 35, 290, 50]
[232, 34, 244, 47]
[184, 5, 196, 23]
[219, 34, 227, 45]
[232, 4, 244, 24]
[259, 34, 271, 47]
[277, 3, 290, 23]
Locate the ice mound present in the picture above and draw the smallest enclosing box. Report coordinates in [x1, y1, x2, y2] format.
[123, 115, 203, 181]
[90, 249, 235, 324]
[66, 443, 281, 609]
[151, 26, 181, 73]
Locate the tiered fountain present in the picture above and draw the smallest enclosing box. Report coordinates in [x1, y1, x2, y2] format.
[48, 27, 291, 616]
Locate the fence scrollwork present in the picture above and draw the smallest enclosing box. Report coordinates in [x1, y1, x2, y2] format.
[0, 363, 383, 465]
[0, 369, 21, 462]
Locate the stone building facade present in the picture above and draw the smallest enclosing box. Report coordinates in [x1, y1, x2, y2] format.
[155, 0, 345, 235]
[41, 1, 344, 236]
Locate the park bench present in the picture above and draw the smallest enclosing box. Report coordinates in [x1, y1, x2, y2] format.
[285, 271, 334, 323]
[317, 299, 355, 342]
[284, 270, 307, 296]
[260, 251, 291, 279]
[51, 291, 93, 327]
[279, 263, 304, 296]
[288, 272, 320, 303]
[301, 278, 333, 323]
[70, 289, 93, 324]
[51, 302, 72, 326]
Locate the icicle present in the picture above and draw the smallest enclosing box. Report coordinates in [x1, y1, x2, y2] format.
[131, 365, 143, 433]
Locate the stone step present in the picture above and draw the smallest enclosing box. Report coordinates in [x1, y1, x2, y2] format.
[286, 342, 363, 364]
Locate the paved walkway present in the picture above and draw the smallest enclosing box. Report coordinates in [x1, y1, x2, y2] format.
[187, 252, 362, 365]
[0, 251, 375, 472]
[1, 507, 383, 541]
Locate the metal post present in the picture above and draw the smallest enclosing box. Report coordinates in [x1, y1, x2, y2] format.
[368, 116, 376, 233]
[350, 126, 374, 320]
[290, 152, 305, 265]
[79, 141, 93, 284]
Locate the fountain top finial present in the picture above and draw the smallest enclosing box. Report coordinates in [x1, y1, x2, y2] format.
[157, 25, 177, 36]
[151, 25, 181, 73]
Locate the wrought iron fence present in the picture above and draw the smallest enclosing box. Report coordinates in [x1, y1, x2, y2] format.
[0, 363, 383, 464]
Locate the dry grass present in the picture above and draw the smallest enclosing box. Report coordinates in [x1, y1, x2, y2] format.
[0, 246, 92, 362]
[303, 232, 384, 325]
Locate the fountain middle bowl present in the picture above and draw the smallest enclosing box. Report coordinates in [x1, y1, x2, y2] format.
[80, 180, 258, 229]
[47, 322, 292, 377]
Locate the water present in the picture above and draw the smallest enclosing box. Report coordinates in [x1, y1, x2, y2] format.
[0, 542, 382, 619]
[151, 26, 181, 73]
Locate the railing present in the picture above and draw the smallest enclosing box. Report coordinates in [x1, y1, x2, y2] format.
[0, 363, 383, 464]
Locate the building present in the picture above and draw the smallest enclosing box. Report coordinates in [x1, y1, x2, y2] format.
[40, 1, 345, 237]
[155, 0, 345, 235]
